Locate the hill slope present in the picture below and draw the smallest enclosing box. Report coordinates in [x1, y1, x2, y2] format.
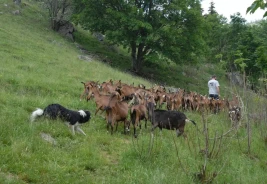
[1, 1, 267, 184]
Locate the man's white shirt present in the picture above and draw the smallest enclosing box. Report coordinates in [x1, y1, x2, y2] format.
[208, 79, 219, 95]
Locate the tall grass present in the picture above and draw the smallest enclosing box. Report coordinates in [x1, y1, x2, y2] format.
[1, 0, 267, 183]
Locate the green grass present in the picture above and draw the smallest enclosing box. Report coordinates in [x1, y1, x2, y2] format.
[1, 0, 267, 183]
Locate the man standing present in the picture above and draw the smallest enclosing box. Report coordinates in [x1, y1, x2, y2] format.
[208, 75, 220, 99]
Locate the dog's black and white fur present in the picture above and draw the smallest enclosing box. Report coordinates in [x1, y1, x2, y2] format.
[30, 104, 91, 136]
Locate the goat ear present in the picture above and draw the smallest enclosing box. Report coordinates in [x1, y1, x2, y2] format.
[117, 80, 122, 87]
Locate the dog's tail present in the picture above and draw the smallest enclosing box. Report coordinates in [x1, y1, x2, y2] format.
[30, 108, 44, 122]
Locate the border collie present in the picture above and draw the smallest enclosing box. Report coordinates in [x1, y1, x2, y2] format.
[30, 104, 91, 136]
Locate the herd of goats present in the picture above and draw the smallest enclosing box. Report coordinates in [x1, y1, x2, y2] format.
[79, 79, 241, 137]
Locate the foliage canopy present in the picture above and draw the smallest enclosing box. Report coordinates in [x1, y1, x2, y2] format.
[246, 0, 267, 18]
[72, 0, 204, 73]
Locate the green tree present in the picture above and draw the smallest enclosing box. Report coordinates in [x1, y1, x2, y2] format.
[208, 1, 217, 15]
[251, 20, 267, 77]
[223, 13, 247, 70]
[39, 0, 73, 31]
[247, 0, 267, 18]
[72, 0, 204, 73]
[225, 18, 267, 88]
[203, 1, 229, 62]
[234, 50, 248, 88]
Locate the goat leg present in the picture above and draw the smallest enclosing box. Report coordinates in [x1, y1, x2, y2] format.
[95, 107, 101, 115]
[133, 125, 137, 138]
[123, 121, 126, 135]
[151, 123, 158, 132]
[115, 121, 119, 132]
[111, 121, 115, 134]
[106, 122, 109, 132]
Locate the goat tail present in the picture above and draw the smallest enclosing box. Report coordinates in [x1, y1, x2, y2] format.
[30, 108, 44, 122]
[186, 119, 196, 126]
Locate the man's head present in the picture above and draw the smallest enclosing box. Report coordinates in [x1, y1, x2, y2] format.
[212, 75, 216, 79]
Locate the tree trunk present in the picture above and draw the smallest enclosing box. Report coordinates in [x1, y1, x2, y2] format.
[51, 19, 61, 31]
[131, 42, 146, 73]
[132, 56, 142, 73]
[48, 0, 60, 31]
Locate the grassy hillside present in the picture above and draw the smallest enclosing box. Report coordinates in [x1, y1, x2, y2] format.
[1, 1, 267, 184]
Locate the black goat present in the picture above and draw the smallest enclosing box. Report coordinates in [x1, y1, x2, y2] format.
[147, 102, 196, 137]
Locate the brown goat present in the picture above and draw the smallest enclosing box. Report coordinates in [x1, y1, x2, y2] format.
[209, 98, 219, 114]
[156, 91, 168, 108]
[116, 84, 138, 100]
[227, 95, 239, 110]
[130, 104, 148, 138]
[89, 84, 120, 116]
[151, 85, 166, 93]
[171, 91, 184, 111]
[105, 93, 130, 134]
[129, 93, 149, 137]
[98, 79, 122, 95]
[166, 93, 175, 110]
[79, 81, 98, 101]
[217, 98, 227, 112]
[197, 95, 210, 113]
